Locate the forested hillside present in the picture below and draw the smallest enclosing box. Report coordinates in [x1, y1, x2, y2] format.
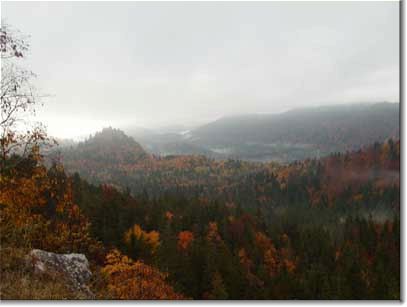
[2, 139, 399, 299]
[62, 127, 148, 164]
[130, 103, 399, 162]
[59, 128, 399, 211]
[73, 139, 401, 299]
[191, 103, 399, 149]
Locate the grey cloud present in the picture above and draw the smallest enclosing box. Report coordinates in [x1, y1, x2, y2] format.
[2, 1, 399, 138]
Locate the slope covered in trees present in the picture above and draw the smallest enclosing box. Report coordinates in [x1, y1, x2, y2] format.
[44, 135, 401, 299]
[59, 129, 399, 214]
[130, 103, 399, 162]
[191, 103, 399, 149]
[65, 139, 399, 299]
[61, 127, 148, 165]
[1, 135, 400, 299]
[58, 128, 277, 196]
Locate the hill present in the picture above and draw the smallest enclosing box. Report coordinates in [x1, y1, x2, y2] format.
[77, 127, 148, 162]
[192, 103, 399, 146]
[58, 126, 399, 213]
[182, 103, 399, 161]
[3, 136, 400, 299]
[58, 127, 149, 184]
[65, 139, 399, 299]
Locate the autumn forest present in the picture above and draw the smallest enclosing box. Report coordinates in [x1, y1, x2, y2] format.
[0, 14, 400, 301]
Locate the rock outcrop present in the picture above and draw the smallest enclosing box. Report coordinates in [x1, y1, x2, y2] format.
[26, 249, 94, 298]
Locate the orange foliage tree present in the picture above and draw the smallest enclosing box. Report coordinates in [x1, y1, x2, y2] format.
[101, 249, 186, 299]
[177, 231, 194, 251]
[0, 148, 102, 256]
[255, 232, 296, 278]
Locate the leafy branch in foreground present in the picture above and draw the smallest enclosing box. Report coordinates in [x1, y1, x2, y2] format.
[0, 21, 54, 173]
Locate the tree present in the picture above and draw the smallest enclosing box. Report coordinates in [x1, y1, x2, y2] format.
[124, 224, 160, 260]
[177, 231, 194, 251]
[204, 271, 228, 300]
[0, 21, 52, 172]
[101, 249, 186, 299]
[0, 150, 102, 257]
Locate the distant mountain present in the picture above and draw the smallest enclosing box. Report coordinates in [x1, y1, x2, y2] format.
[61, 103, 399, 167]
[192, 103, 399, 147]
[122, 103, 399, 163]
[187, 103, 399, 161]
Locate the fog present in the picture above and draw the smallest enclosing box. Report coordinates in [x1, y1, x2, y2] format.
[2, 1, 399, 139]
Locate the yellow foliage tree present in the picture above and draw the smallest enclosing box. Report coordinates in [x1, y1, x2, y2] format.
[124, 224, 160, 253]
[101, 249, 186, 300]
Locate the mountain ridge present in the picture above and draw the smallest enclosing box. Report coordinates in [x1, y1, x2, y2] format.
[120, 102, 399, 162]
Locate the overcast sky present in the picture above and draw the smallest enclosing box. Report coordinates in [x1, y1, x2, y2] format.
[2, 1, 400, 138]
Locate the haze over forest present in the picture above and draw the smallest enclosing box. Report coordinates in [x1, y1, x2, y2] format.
[2, 1, 399, 139]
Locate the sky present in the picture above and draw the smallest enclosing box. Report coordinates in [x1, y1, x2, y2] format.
[2, 1, 400, 139]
